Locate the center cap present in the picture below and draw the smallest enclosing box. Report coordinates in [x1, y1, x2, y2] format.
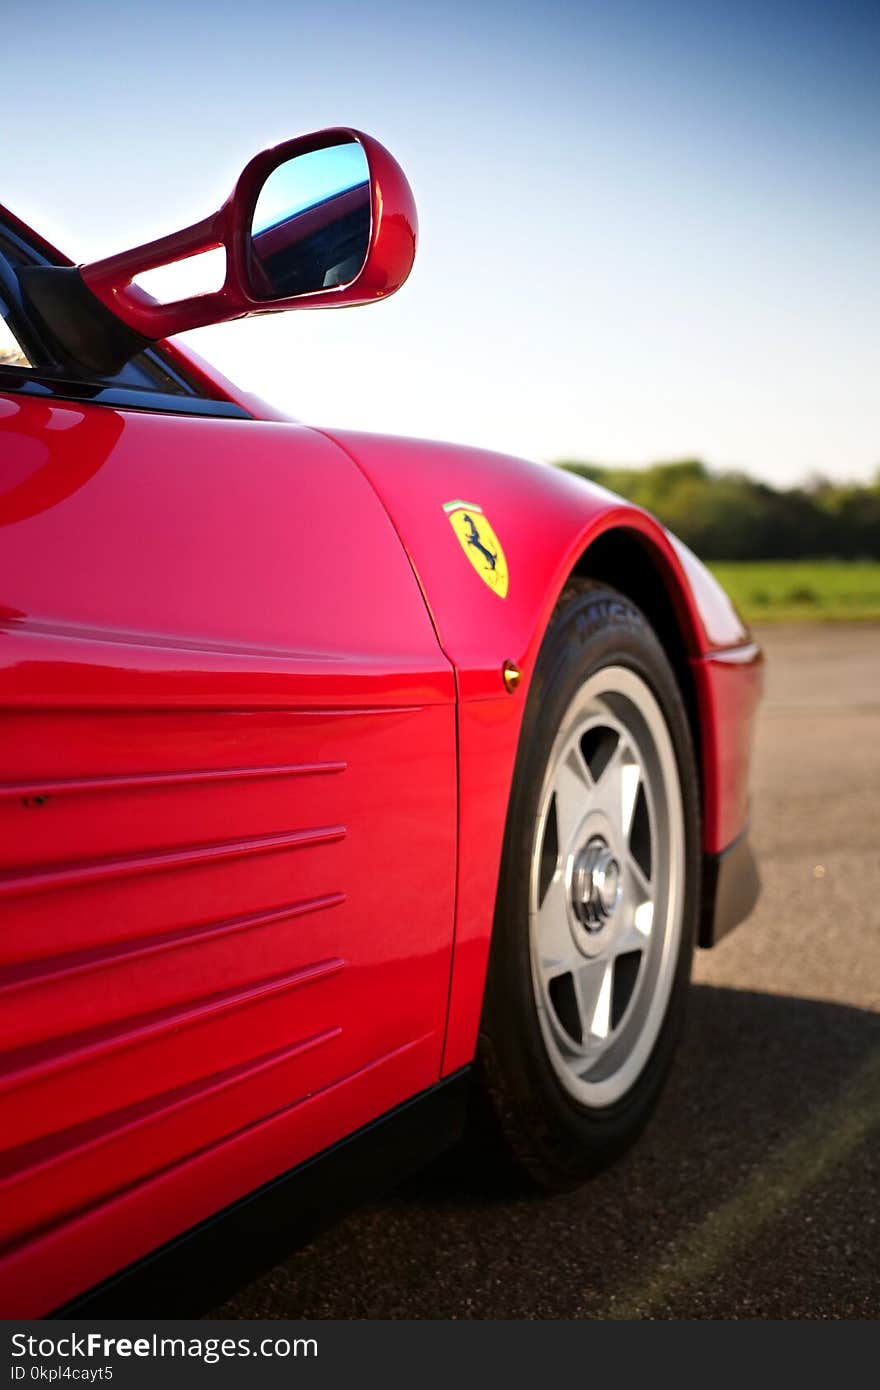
[573, 839, 623, 931]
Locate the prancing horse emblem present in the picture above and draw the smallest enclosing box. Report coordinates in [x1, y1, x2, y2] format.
[443, 500, 509, 598]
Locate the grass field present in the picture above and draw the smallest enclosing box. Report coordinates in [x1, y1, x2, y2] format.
[708, 561, 880, 624]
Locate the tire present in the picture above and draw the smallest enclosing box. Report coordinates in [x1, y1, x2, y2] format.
[477, 579, 700, 1190]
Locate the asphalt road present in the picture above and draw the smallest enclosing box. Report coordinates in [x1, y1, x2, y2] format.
[214, 625, 880, 1320]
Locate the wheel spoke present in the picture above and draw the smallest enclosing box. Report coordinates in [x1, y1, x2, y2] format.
[533, 873, 577, 974]
[614, 856, 654, 955]
[627, 851, 652, 901]
[551, 744, 593, 849]
[596, 739, 641, 839]
[574, 957, 614, 1041]
[616, 913, 652, 957]
[633, 899, 654, 936]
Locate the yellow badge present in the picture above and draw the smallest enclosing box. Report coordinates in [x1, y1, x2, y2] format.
[443, 500, 509, 599]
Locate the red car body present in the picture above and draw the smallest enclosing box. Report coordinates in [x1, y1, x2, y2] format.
[0, 177, 760, 1316]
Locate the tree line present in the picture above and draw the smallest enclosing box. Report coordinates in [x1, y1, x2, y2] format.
[555, 459, 880, 561]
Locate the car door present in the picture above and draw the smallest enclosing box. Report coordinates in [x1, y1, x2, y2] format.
[0, 228, 457, 1308]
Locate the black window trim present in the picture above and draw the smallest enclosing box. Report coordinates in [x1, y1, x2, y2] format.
[0, 363, 253, 418]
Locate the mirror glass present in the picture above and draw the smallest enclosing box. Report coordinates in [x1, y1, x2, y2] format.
[249, 141, 371, 299]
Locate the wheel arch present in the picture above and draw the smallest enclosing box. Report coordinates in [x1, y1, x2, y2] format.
[567, 525, 704, 814]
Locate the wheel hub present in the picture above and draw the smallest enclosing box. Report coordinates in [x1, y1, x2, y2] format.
[572, 837, 622, 931]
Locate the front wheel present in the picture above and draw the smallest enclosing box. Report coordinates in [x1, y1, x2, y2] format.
[478, 580, 700, 1189]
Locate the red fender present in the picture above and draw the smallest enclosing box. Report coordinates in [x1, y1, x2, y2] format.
[317, 429, 761, 1073]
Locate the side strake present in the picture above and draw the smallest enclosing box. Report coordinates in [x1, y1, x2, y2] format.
[0, 393, 457, 1315]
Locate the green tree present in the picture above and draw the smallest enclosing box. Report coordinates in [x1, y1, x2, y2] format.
[554, 459, 880, 561]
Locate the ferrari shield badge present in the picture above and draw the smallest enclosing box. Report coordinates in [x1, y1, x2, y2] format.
[443, 500, 509, 598]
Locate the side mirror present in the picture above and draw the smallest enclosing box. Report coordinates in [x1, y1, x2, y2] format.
[78, 128, 417, 341]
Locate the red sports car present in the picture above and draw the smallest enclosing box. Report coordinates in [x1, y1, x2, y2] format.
[0, 129, 761, 1317]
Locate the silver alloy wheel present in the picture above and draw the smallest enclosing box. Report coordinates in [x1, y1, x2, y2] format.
[529, 665, 685, 1108]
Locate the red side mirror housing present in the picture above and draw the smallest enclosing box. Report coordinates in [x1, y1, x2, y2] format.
[79, 128, 418, 341]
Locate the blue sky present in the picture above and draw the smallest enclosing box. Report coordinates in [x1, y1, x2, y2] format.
[2, 0, 877, 484]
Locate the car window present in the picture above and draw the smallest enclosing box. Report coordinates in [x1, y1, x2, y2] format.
[0, 311, 31, 368]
